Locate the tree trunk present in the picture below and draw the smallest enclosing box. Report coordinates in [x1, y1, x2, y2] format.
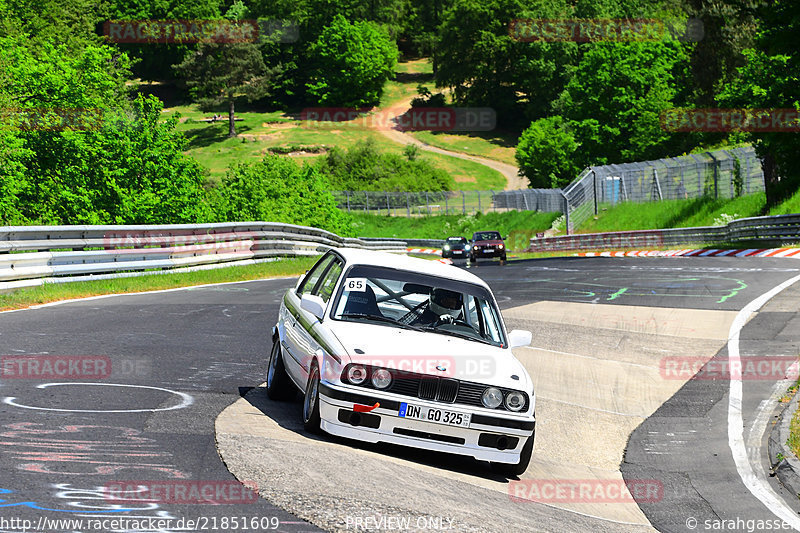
[228, 99, 236, 137]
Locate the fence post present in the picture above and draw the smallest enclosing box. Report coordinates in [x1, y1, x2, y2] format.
[365, 192, 369, 213]
[706, 152, 719, 198]
[445, 193, 449, 215]
[462, 191, 466, 214]
[489, 190, 495, 212]
[593, 170, 598, 215]
[425, 191, 431, 215]
[386, 191, 390, 216]
[346, 191, 351, 212]
[406, 192, 410, 216]
[478, 191, 481, 212]
[653, 169, 663, 200]
[562, 191, 571, 235]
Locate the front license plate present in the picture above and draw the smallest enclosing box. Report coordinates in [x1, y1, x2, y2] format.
[399, 403, 471, 428]
[483, 248, 494, 253]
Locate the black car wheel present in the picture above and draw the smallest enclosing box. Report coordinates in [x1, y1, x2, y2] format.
[303, 362, 322, 433]
[266, 340, 295, 400]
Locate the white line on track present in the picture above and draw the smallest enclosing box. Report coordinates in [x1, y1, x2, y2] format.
[728, 273, 800, 531]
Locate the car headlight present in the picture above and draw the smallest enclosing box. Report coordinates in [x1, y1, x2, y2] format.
[347, 365, 367, 385]
[482, 387, 503, 409]
[499, 244, 504, 249]
[444, 245, 450, 250]
[371, 368, 392, 389]
[504, 391, 525, 411]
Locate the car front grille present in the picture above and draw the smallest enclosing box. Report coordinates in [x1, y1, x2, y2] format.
[340, 364, 528, 412]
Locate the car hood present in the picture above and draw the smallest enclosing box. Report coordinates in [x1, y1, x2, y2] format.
[472, 239, 504, 246]
[328, 320, 530, 391]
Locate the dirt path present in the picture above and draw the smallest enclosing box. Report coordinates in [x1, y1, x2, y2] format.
[372, 97, 528, 191]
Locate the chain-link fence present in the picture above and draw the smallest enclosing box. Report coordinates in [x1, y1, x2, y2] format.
[332, 190, 556, 216]
[561, 146, 764, 232]
[333, 146, 765, 229]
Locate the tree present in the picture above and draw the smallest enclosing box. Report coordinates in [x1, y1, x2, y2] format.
[719, 0, 800, 207]
[515, 117, 580, 188]
[174, 2, 276, 137]
[305, 14, 397, 107]
[556, 40, 693, 167]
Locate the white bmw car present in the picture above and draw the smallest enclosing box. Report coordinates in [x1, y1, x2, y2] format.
[267, 248, 536, 475]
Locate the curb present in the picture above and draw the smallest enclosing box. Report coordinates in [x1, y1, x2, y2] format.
[768, 389, 800, 499]
[577, 247, 800, 258]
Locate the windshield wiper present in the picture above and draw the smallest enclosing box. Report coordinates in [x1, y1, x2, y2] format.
[339, 313, 423, 331]
[417, 326, 495, 346]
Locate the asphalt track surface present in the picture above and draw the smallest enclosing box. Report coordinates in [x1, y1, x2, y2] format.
[1, 256, 799, 532]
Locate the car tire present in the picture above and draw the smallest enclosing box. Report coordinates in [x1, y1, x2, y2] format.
[266, 340, 295, 400]
[303, 362, 322, 433]
[491, 432, 534, 477]
[501, 254, 507, 262]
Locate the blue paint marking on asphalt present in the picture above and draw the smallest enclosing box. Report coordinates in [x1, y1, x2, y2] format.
[0, 488, 136, 513]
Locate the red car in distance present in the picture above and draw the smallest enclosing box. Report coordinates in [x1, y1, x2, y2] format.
[468, 231, 507, 264]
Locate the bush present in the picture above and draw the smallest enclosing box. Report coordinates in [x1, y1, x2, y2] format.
[516, 116, 581, 188]
[317, 139, 453, 192]
[213, 155, 353, 236]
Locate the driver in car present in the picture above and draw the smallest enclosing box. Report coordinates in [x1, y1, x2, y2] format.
[410, 288, 464, 327]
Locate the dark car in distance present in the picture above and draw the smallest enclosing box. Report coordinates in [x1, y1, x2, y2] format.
[442, 236, 469, 259]
[469, 231, 506, 264]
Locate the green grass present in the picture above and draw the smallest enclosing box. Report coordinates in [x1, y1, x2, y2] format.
[351, 210, 560, 250]
[0, 257, 318, 311]
[575, 193, 768, 233]
[770, 187, 800, 216]
[410, 130, 519, 166]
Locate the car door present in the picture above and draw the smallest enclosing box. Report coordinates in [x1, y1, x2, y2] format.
[284, 254, 344, 385]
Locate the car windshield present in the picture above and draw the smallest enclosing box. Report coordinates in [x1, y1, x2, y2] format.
[331, 265, 506, 347]
[473, 232, 501, 241]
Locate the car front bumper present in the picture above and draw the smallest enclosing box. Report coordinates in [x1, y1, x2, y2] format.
[318, 382, 534, 464]
[471, 247, 505, 258]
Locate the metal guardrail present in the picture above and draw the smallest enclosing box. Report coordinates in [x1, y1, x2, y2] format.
[0, 223, 407, 289]
[527, 214, 800, 252]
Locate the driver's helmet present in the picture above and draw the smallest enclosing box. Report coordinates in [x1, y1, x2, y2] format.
[429, 288, 463, 319]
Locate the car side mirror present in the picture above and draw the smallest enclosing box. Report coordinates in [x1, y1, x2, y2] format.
[300, 293, 326, 321]
[507, 329, 532, 348]
[295, 271, 308, 290]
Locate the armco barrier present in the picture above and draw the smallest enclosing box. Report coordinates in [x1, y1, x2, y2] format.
[528, 213, 800, 252]
[0, 223, 406, 289]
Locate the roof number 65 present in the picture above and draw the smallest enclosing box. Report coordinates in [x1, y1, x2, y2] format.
[345, 278, 367, 292]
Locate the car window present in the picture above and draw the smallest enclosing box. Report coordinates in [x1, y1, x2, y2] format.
[297, 254, 335, 296]
[315, 260, 343, 303]
[331, 265, 506, 347]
